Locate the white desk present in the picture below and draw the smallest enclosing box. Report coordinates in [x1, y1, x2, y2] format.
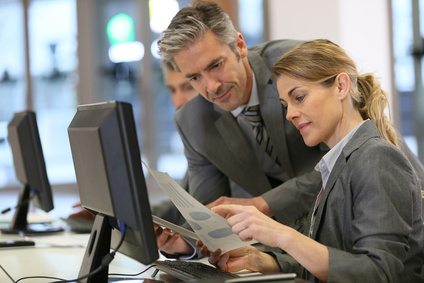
[0, 231, 305, 283]
[0, 232, 171, 282]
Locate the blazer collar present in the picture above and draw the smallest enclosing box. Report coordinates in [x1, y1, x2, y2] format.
[247, 49, 273, 94]
[310, 120, 381, 238]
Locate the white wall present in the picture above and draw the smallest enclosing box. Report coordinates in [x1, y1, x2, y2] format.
[267, 0, 397, 122]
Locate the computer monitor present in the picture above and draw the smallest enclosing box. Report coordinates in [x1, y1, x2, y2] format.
[2, 110, 62, 234]
[68, 101, 158, 282]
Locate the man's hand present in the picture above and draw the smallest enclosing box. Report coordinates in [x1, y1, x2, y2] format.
[154, 224, 194, 255]
[69, 202, 95, 220]
[206, 196, 273, 217]
[196, 240, 280, 273]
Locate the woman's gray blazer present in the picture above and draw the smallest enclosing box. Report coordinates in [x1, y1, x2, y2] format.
[273, 120, 424, 282]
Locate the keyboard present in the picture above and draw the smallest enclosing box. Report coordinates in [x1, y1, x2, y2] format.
[154, 260, 239, 282]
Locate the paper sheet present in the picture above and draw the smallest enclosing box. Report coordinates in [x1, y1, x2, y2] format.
[152, 215, 198, 240]
[144, 164, 256, 253]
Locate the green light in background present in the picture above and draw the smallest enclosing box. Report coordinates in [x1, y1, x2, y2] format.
[107, 13, 134, 46]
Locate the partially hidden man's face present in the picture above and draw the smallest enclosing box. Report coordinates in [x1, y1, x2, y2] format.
[166, 69, 197, 110]
[174, 31, 250, 112]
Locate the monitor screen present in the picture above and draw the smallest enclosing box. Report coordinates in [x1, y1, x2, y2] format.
[2, 110, 62, 234]
[68, 101, 158, 282]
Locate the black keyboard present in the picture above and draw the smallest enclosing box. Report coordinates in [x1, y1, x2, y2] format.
[154, 260, 239, 282]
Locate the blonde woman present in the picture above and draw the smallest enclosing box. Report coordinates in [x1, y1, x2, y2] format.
[202, 39, 424, 282]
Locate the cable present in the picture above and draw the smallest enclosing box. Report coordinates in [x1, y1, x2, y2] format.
[1, 187, 37, 214]
[15, 221, 127, 283]
[0, 264, 15, 282]
[15, 275, 67, 283]
[52, 222, 127, 283]
[108, 264, 157, 278]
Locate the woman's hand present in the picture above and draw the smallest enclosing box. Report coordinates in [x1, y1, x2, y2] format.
[212, 204, 292, 249]
[197, 240, 280, 273]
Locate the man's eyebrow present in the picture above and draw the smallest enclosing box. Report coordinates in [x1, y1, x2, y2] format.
[205, 57, 222, 71]
[184, 57, 222, 79]
[185, 72, 197, 79]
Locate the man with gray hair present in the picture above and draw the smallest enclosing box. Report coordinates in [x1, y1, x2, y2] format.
[154, 0, 325, 257]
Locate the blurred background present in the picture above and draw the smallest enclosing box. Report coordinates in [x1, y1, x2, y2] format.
[0, 0, 422, 217]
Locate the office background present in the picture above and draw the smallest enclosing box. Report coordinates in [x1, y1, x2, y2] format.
[0, 0, 422, 217]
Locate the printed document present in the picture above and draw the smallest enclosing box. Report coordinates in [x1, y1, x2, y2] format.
[144, 163, 256, 253]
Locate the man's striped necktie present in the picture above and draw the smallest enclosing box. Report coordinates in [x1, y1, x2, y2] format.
[243, 105, 279, 165]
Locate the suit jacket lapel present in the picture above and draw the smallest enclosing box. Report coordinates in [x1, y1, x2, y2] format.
[214, 105, 272, 196]
[311, 155, 347, 239]
[310, 120, 380, 239]
[248, 50, 295, 177]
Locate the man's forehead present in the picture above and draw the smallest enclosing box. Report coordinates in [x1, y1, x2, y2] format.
[174, 50, 214, 73]
[173, 32, 227, 75]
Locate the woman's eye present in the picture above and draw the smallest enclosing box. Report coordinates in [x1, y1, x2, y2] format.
[295, 95, 305, 102]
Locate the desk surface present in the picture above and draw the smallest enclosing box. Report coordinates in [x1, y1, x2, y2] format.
[0, 232, 165, 282]
[0, 231, 305, 283]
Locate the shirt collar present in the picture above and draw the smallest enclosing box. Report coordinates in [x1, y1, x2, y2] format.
[316, 119, 368, 188]
[231, 71, 258, 117]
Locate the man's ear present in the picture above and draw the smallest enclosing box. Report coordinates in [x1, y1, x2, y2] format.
[236, 32, 248, 58]
[335, 72, 350, 100]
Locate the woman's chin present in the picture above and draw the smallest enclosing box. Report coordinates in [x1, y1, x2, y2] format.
[303, 137, 320, 148]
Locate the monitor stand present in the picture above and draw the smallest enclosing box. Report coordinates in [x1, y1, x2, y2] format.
[78, 214, 112, 283]
[79, 214, 164, 283]
[1, 185, 63, 235]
